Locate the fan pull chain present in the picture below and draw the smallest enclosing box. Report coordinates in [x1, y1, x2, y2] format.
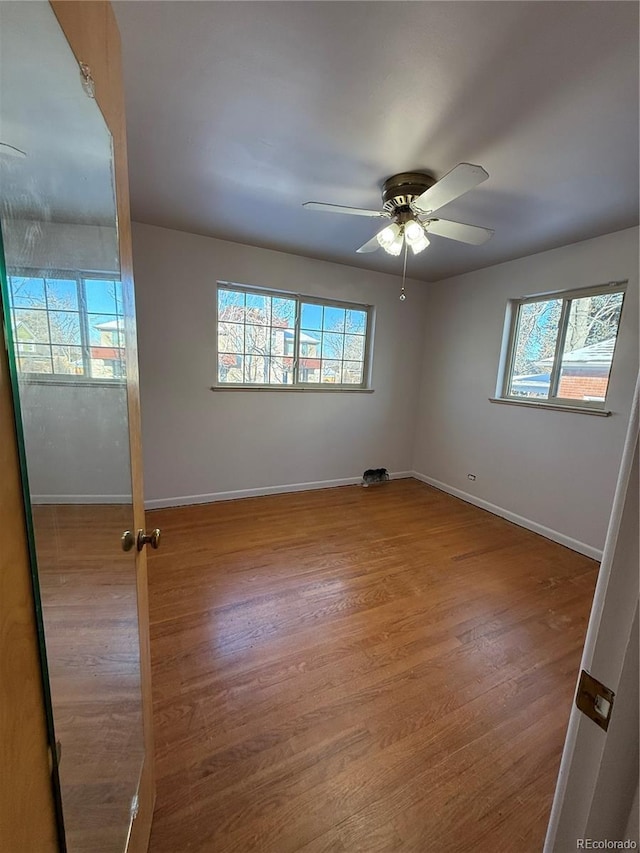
[400, 238, 408, 301]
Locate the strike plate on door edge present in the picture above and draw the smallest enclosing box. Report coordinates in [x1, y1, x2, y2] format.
[576, 669, 615, 732]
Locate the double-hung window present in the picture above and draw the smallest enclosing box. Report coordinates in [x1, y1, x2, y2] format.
[498, 281, 626, 411]
[6, 271, 125, 380]
[215, 282, 372, 389]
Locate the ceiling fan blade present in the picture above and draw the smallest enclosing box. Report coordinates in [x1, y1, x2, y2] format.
[412, 163, 489, 215]
[303, 201, 385, 217]
[356, 232, 384, 253]
[423, 218, 494, 245]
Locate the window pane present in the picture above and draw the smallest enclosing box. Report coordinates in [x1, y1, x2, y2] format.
[343, 361, 364, 384]
[244, 355, 269, 383]
[85, 279, 118, 313]
[323, 306, 345, 332]
[19, 353, 52, 374]
[321, 360, 342, 383]
[556, 292, 624, 403]
[300, 302, 322, 330]
[344, 334, 365, 361]
[272, 297, 295, 330]
[90, 348, 126, 379]
[10, 276, 46, 308]
[17, 341, 50, 357]
[508, 299, 562, 399]
[298, 326, 321, 381]
[300, 364, 320, 383]
[268, 357, 293, 384]
[271, 327, 292, 357]
[322, 332, 344, 360]
[346, 309, 367, 334]
[245, 324, 269, 354]
[13, 307, 51, 344]
[218, 322, 244, 354]
[88, 314, 121, 346]
[49, 311, 81, 345]
[299, 330, 321, 359]
[245, 293, 270, 325]
[218, 288, 245, 322]
[52, 345, 84, 375]
[218, 354, 243, 383]
[46, 278, 78, 310]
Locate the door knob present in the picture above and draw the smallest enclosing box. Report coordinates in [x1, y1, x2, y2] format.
[137, 528, 161, 551]
[121, 530, 136, 552]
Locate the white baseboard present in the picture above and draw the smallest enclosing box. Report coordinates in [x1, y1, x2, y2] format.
[410, 471, 603, 562]
[144, 471, 413, 510]
[31, 494, 131, 505]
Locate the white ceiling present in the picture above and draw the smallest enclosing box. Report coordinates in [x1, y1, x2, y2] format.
[114, 1, 639, 282]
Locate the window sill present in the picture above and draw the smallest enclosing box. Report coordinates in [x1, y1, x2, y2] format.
[17, 377, 125, 388]
[489, 397, 611, 417]
[210, 386, 374, 393]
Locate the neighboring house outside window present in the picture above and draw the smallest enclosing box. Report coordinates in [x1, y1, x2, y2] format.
[216, 283, 372, 389]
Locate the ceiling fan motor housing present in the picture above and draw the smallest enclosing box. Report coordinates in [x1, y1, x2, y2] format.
[382, 172, 436, 215]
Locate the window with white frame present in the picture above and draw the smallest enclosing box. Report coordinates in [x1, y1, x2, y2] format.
[216, 283, 372, 388]
[498, 281, 626, 410]
[6, 271, 125, 380]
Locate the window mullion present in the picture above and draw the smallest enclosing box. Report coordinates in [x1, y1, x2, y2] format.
[292, 297, 301, 386]
[78, 277, 92, 378]
[503, 300, 522, 397]
[548, 298, 571, 400]
[361, 307, 373, 389]
[42, 276, 55, 374]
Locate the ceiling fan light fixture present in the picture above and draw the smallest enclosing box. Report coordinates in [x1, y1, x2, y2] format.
[409, 234, 430, 255]
[376, 222, 400, 249]
[385, 234, 404, 256]
[404, 219, 424, 245]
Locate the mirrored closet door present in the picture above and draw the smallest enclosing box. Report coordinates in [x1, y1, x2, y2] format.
[0, 3, 147, 850]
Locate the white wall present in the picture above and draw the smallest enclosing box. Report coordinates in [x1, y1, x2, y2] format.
[131, 222, 428, 506]
[412, 226, 639, 556]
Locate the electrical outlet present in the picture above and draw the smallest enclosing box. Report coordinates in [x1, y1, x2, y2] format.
[467, 474, 476, 481]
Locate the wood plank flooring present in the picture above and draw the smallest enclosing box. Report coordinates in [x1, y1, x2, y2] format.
[146, 479, 598, 853]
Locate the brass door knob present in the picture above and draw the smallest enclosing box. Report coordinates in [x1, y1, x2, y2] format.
[121, 530, 135, 552]
[137, 528, 161, 551]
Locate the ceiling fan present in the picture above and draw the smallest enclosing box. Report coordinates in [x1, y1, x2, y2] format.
[303, 164, 494, 256]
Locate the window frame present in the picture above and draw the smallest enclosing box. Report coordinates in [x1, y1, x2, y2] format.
[214, 281, 374, 391]
[6, 266, 125, 384]
[497, 280, 627, 413]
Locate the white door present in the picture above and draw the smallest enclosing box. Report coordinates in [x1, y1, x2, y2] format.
[545, 375, 639, 850]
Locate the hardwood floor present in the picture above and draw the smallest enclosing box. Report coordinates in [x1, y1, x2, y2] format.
[146, 479, 598, 853]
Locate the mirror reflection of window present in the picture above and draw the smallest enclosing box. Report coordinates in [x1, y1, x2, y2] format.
[7, 272, 125, 380]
